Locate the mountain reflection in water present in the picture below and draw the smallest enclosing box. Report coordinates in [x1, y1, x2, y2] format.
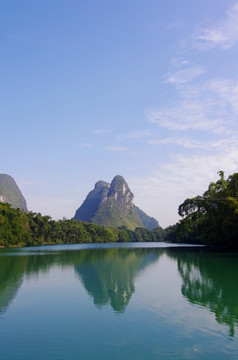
[74, 248, 160, 312]
[1, 245, 238, 336]
[0, 246, 161, 314]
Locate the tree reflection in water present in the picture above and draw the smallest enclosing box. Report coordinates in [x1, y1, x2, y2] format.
[2, 244, 237, 334]
[0, 247, 161, 315]
[167, 248, 238, 337]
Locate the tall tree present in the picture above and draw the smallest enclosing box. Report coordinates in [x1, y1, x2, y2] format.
[178, 171, 238, 249]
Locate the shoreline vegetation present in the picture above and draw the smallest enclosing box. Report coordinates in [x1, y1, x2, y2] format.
[165, 171, 238, 251]
[0, 171, 238, 250]
[0, 202, 165, 248]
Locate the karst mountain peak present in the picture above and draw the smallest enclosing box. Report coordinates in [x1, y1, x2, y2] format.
[74, 175, 159, 231]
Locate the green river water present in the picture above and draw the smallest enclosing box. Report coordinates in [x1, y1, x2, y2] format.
[0, 242, 238, 359]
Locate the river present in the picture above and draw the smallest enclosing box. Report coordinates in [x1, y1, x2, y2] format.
[0, 242, 237, 359]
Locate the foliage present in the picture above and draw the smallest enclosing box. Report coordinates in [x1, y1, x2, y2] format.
[0, 203, 31, 247]
[92, 197, 142, 230]
[0, 203, 165, 248]
[164, 224, 179, 243]
[177, 171, 238, 250]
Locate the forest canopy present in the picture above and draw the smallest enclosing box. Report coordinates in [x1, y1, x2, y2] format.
[0, 202, 164, 248]
[176, 171, 238, 250]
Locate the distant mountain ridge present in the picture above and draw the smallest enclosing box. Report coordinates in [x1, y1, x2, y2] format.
[0, 174, 28, 212]
[74, 175, 159, 230]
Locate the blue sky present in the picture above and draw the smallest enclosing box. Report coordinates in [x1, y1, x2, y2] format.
[1, 0, 238, 227]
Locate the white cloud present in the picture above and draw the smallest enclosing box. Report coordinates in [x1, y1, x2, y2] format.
[148, 136, 202, 148]
[148, 135, 238, 151]
[193, 2, 238, 50]
[165, 66, 205, 84]
[130, 146, 238, 227]
[170, 58, 190, 68]
[147, 101, 227, 134]
[132, 2, 238, 228]
[204, 79, 238, 114]
[148, 137, 204, 149]
[148, 77, 237, 135]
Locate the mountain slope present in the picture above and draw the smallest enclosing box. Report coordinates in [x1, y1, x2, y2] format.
[135, 206, 159, 230]
[74, 181, 110, 222]
[0, 174, 28, 211]
[91, 175, 143, 229]
[74, 175, 159, 230]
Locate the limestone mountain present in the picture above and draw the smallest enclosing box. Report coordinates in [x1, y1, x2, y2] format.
[74, 180, 110, 222]
[73, 175, 159, 230]
[135, 206, 159, 231]
[0, 174, 28, 211]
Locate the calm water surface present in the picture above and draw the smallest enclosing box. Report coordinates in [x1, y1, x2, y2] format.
[0, 242, 238, 359]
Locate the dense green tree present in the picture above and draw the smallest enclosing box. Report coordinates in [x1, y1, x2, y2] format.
[134, 227, 152, 242]
[152, 226, 165, 242]
[164, 224, 178, 243]
[0, 203, 164, 248]
[0, 203, 32, 247]
[178, 171, 238, 249]
[117, 226, 133, 242]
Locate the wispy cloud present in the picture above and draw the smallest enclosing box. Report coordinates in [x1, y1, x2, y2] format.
[93, 129, 110, 134]
[204, 79, 238, 114]
[148, 136, 207, 149]
[125, 130, 153, 139]
[148, 102, 226, 133]
[104, 146, 129, 152]
[80, 142, 93, 147]
[170, 58, 190, 68]
[192, 2, 238, 50]
[165, 66, 205, 84]
[148, 135, 238, 151]
[131, 144, 238, 227]
[132, 1, 238, 227]
[147, 77, 237, 134]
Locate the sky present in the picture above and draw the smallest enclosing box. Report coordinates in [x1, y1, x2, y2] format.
[1, 0, 238, 228]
